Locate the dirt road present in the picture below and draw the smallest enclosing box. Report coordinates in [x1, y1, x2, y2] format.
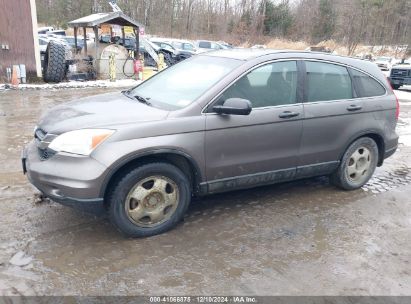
[0, 86, 410, 296]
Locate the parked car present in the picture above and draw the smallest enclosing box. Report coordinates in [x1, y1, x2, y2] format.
[150, 39, 193, 61]
[47, 30, 66, 37]
[389, 63, 411, 89]
[306, 46, 332, 53]
[38, 37, 49, 54]
[38, 35, 71, 55]
[23, 50, 399, 237]
[99, 34, 111, 44]
[375, 56, 393, 71]
[217, 41, 234, 49]
[195, 40, 224, 53]
[251, 44, 267, 49]
[168, 39, 197, 54]
[63, 36, 85, 52]
[38, 26, 54, 35]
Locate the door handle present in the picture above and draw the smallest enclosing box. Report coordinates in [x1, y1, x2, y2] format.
[347, 105, 362, 112]
[279, 111, 300, 119]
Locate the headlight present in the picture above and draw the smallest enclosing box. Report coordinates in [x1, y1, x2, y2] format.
[48, 129, 115, 156]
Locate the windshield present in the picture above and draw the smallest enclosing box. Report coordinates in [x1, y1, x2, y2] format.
[377, 57, 390, 62]
[128, 56, 242, 110]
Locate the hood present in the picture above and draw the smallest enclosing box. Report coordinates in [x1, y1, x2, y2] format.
[392, 64, 411, 69]
[38, 92, 169, 134]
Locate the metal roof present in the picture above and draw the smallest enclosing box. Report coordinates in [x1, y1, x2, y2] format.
[68, 12, 143, 28]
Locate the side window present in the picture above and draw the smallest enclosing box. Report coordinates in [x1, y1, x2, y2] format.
[217, 61, 298, 108]
[211, 43, 221, 50]
[184, 43, 194, 51]
[199, 41, 211, 49]
[350, 69, 386, 97]
[305, 61, 353, 102]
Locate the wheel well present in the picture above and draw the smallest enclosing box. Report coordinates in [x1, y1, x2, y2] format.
[103, 153, 201, 205]
[346, 133, 385, 166]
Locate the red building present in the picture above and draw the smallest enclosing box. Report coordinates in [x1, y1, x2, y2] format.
[0, 0, 41, 82]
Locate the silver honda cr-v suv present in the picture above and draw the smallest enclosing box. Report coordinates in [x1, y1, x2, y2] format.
[23, 49, 399, 237]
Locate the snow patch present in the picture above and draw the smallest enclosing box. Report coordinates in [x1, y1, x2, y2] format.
[9, 251, 33, 267]
[1, 79, 142, 91]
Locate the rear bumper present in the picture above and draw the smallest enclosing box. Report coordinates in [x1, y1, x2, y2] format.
[384, 145, 398, 160]
[22, 140, 107, 214]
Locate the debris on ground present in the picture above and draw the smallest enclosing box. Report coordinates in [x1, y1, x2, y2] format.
[9, 251, 33, 267]
[32, 193, 51, 205]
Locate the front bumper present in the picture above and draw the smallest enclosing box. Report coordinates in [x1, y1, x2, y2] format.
[22, 140, 108, 214]
[389, 77, 411, 86]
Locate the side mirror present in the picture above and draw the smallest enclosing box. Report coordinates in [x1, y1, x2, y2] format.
[213, 98, 252, 116]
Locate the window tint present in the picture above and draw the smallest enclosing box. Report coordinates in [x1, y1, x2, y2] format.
[306, 61, 353, 102]
[218, 61, 298, 108]
[350, 69, 386, 97]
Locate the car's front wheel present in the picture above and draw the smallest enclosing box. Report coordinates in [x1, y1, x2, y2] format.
[108, 163, 191, 237]
[331, 137, 379, 190]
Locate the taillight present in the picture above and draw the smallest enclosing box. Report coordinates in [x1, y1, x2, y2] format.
[395, 94, 400, 120]
[386, 76, 400, 120]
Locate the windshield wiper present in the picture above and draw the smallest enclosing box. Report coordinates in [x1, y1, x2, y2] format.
[134, 95, 152, 106]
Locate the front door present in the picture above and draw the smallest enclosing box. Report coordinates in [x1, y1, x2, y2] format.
[204, 60, 304, 193]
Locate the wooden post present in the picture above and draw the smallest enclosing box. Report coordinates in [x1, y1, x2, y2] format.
[134, 27, 140, 60]
[94, 26, 99, 60]
[74, 27, 78, 54]
[83, 27, 88, 56]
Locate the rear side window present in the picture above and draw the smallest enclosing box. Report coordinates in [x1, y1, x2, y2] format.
[305, 61, 353, 102]
[350, 69, 386, 97]
[199, 41, 211, 49]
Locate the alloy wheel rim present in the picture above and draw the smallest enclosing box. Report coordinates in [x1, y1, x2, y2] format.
[125, 176, 179, 228]
[346, 146, 372, 184]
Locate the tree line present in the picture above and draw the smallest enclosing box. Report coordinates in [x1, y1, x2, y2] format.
[36, 0, 411, 55]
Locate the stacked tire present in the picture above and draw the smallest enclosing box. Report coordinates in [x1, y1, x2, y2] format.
[43, 41, 67, 83]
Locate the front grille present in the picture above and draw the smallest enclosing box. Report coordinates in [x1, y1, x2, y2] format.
[34, 127, 56, 161]
[391, 69, 410, 78]
[34, 128, 47, 141]
[38, 147, 56, 161]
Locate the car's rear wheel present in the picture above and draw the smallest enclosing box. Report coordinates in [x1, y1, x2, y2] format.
[330, 137, 378, 190]
[108, 163, 191, 237]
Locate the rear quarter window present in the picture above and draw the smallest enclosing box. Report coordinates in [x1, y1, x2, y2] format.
[350, 69, 386, 97]
[305, 61, 353, 102]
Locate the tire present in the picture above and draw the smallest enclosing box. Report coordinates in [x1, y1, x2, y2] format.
[391, 84, 400, 90]
[162, 51, 175, 66]
[330, 137, 379, 190]
[43, 41, 67, 83]
[108, 162, 191, 238]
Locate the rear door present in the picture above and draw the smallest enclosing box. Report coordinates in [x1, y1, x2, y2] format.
[204, 60, 304, 193]
[297, 60, 376, 177]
